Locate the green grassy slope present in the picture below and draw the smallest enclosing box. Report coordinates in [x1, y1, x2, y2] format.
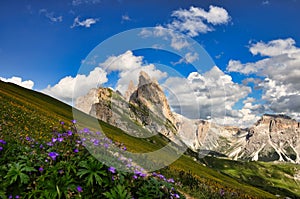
[199, 157, 300, 198]
[0, 80, 289, 198]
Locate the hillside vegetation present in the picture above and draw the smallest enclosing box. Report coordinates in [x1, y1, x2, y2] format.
[1, 80, 298, 198]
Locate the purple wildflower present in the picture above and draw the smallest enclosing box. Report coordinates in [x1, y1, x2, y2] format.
[0, 139, 6, 144]
[67, 130, 73, 136]
[46, 142, 53, 146]
[39, 144, 43, 149]
[167, 178, 175, 183]
[126, 163, 131, 168]
[8, 195, 12, 199]
[77, 186, 83, 192]
[123, 146, 127, 151]
[83, 128, 89, 133]
[157, 174, 166, 181]
[93, 139, 100, 146]
[219, 189, 225, 197]
[104, 143, 109, 148]
[52, 138, 57, 143]
[26, 136, 30, 141]
[133, 175, 138, 179]
[108, 166, 116, 174]
[0, 146, 3, 151]
[60, 121, 65, 125]
[76, 140, 81, 144]
[48, 152, 59, 160]
[173, 193, 180, 198]
[39, 167, 44, 172]
[72, 119, 76, 124]
[134, 170, 146, 178]
[58, 137, 64, 142]
[15, 196, 20, 199]
[74, 148, 79, 153]
[59, 169, 64, 174]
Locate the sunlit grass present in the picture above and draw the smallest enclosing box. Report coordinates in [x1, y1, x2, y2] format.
[1, 80, 295, 198]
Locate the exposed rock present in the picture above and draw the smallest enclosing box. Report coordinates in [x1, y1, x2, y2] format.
[90, 88, 115, 124]
[129, 71, 177, 126]
[76, 71, 180, 145]
[75, 88, 99, 114]
[241, 114, 300, 163]
[124, 80, 136, 101]
[75, 71, 300, 163]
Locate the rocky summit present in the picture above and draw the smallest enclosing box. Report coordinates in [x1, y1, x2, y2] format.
[75, 71, 300, 163]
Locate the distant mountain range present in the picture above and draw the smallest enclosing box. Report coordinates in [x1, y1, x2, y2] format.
[76, 71, 300, 163]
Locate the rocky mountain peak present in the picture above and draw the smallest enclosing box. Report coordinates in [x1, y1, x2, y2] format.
[138, 71, 151, 87]
[124, 80, 136, 101]
[254, 114, 298, 131]
[75, 72, 300, 164]
[130, 71, 177, 126]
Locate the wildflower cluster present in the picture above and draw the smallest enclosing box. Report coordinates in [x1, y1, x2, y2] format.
[0, 121, 184, 199]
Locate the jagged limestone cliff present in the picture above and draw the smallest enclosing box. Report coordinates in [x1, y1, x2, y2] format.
[75, 71, 300, 163]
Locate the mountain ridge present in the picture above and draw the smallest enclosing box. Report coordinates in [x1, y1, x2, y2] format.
[75, 71, 300, 163]
[2, 79, 300, 198]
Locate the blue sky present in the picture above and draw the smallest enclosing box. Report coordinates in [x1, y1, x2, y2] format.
[1, 0, 300, 126]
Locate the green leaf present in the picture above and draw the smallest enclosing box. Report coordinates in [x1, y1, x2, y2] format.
[104, 185, 131, 199]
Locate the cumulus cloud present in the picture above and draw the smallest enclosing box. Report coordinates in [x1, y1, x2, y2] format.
[164, 66, 251, 126]
[226, 38, 300, 120]
[0, 76, 34, 89]
[139, 5, 230, 51]
[42, 67, 107, 104]
[71, 16, 98, 28]
[168, 5, 230, 37]
[39, 9, 63, 22]
[249, 38, 297, 56]
[242, 77, 263, 86]
[99, 50, 167, 94]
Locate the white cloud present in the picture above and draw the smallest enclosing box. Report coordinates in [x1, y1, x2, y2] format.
[121, 14, 131, 22]
[226, 38, 300, 119]
[174, 52, 199, 65]
[0, 76, 34, 89]
[72, 0, 101, 6]
[100, 50, 143, 72]
[39, 9, 63, 23]
[139, 26, 191, 50]
[167, 5, 230, 37]
[262, 0, 270, 5]
[42, 67, 107, 104]
[138, 5, 230, 51]
[164, 66, 251, 126]
[71, 16, 98, 28]
[249, 38, 297, 56]
[99, 50, 167, 94]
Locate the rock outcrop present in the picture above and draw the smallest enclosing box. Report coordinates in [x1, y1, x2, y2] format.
[75, 88, 99, 114]
[75, 71, 300, 163]
[241, 114, 300, 162]
[124, 80, 136, 101]
[129, 71, 177, 126]
[76, 71, 180, 145]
